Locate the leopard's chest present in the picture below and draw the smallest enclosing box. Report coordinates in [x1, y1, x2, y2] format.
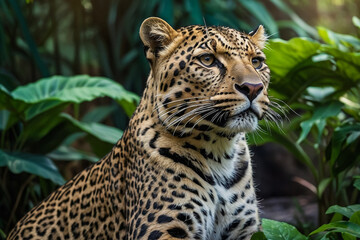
[211, 185, 258, 238]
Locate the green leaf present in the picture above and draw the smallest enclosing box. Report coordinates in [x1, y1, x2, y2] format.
[331, 123, 360, 167]
[342, 232, 356, 240]
[318, 27, 360, 51]
[158, 0, 174, 26]
[269, 0, 317, 37]
[330, 212, 344, 223]
[251, 231, 267, 240]
[19, 104, 68, 145]
[81, 105, 116, 123]
[184, 0, 203, 25]
[350, 211, 360, 225]
[353, 16, 360, 29]
[321, 47, 360, 82]
[10, 75, 139, 119]
[0, 149, 65, 185]
[0, 228, 6, 239]
[318, 178, 332, 198]
[262, 218, 307, 240]
[61, 113, 122, 144]
[297, 101, 343, 144]
[265, 38, 319, 77]
[0, 110, 9, 130]
[48, 145, 98, 162]
[240, 0, 278, 37]
[0, 69, 20, 91]
[310, 221, 360, 238]
[354, 179, 360, 191]
[326, 205, 360, 219]
[7, 0, 49, 77]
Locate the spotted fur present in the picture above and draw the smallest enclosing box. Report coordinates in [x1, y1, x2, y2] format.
[8, 17, 272, 240]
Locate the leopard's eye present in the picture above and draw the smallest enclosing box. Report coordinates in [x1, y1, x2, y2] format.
[199, 54, 216, 67]
[252, 57, 264, 69]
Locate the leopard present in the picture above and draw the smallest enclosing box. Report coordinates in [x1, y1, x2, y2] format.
[8, 17, 272, 240]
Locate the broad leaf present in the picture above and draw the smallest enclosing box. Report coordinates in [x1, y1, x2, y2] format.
[318, 178, 332, 198]
[297, 101, 343, 144]
[354, 179, 360, 191]
[240, 0, 279, 37]
[310, 222, 360, 238]
[61, 113, 122, 144]
[81, 105, 116, 123]
[262, 218, 307, 240]
[48, 145, 98, 163]
[0, 150, 65, 185]
[353, 16, 360, 29]
[331, 123, 360, 167]
[251, 232, 267, 240]
[265, 38, 320, 80]
[318, 27, 360, 51]
[0, 110, 9, 130]
[350, 211, 360, 225]
[326, 205, 360, 219]
[9, 75, 139, 119]
[184, 0, 203, 25]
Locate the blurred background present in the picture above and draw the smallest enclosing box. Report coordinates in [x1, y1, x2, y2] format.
[1, 0, 360, 238]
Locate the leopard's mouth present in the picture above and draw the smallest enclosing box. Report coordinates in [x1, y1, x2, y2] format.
[231, 107, 261, 120]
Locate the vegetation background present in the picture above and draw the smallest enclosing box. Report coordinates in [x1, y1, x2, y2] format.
[0, 0, 359, 239]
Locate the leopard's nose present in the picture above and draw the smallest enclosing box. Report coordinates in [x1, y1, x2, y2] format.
[234, 82, 263, 101]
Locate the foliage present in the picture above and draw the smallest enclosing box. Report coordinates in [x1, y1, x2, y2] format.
[0, 74, 139, 175]
[0, 0, 313, 87]
[248, 17, 360, 227]
[0, 75, 138, 232]
[252, 203, 360, 239]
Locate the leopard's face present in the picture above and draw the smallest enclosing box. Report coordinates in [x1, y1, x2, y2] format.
[141, 19, 270, 135]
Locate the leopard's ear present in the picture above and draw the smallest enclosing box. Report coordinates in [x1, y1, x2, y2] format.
[249, 25, 267, 49]
[140, 17, 178, 52]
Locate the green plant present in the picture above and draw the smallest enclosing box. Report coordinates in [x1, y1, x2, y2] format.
[248, 16, 360, 226]
[253, 174, 360, 239]
[0, 75, 139, 232]
[251, 201, 360, 239]
[0, 0, 314, 86]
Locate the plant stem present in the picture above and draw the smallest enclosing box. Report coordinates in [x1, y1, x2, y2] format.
[74, 103, 80, 120]
[5, 175, 34, 233]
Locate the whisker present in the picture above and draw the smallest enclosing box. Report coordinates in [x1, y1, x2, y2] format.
[189, 109, 218, 133]
[166, 106, 214, 129]
[269, 97, 299, 117]
[153, 97, 211, 113]
[162, 103, 213, 125]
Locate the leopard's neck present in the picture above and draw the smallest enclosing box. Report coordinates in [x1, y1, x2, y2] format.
[120, 99, 249, 186]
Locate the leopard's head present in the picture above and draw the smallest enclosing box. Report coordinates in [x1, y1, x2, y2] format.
[140, 17, 271, 135]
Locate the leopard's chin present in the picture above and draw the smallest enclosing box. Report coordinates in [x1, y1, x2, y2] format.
[225, 110, 259, 133]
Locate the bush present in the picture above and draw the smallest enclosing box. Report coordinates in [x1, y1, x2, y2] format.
[0, 75, 139, 232]
[249, 16, 360, 240]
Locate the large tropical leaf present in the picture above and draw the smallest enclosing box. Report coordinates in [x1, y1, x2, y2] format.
[0, 149, 65, 185]
[48, 145, 98, 163]
[261, 218, 308, 240]
[310, 222, 360, 238]
[240, 0, 279, 37]
[297, 101, 344, 144]
[61, 113, 123, 144]
[318, 27, 360, 51]
[10, 75, 139, 119]
[264, 38, 320, 79]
